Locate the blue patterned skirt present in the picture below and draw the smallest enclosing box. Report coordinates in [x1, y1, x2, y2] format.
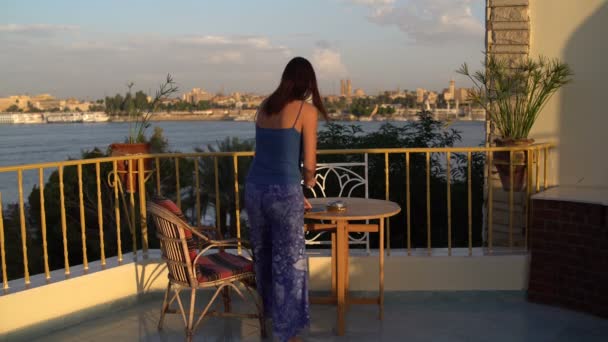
[245, 183, 310, 342]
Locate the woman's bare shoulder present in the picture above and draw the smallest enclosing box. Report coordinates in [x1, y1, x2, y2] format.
[301, 102, 318, 117]
[299, 102, 318, 131]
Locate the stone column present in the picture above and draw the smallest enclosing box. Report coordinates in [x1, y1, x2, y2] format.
[485, 0, 531, 248]
[487, 0, 530, 65]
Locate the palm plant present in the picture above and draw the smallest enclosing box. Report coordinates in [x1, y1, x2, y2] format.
[110, 74, 179, 193]
[192, 137, 255, 238]
[458, 55, 573, 140]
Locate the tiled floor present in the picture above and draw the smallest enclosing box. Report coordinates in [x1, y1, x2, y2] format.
[35, 292, 608, 341]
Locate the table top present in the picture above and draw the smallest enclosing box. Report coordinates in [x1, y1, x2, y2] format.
[305, 197, 401, 221]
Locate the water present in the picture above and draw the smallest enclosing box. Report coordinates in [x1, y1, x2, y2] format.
[0, 120, 485, 204]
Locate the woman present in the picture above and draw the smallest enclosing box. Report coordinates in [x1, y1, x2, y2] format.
[245, 56, 328, 342]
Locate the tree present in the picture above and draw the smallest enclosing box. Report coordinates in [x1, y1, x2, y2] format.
[193, 137, 255, 239]
[196, 100, 211, 110]
[4, 128, 186, 281]
[104, 94, 124, 114]
[0, 203, 42, 280]
[316, 112, 484, 249]
[89, 104, 105, 112]
[27, 101, 42, 113]
[134, 91, 149, 110]
[6, 104, 21, 112]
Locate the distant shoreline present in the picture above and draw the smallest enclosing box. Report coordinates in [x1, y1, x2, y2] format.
[0, 111, 486, 124]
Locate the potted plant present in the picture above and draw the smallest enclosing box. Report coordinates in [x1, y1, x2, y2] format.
[458, 55, 573, 191]
[110, 74, 178, 192]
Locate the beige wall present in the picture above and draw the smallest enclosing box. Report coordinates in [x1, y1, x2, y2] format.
[529, 0, 608, 187]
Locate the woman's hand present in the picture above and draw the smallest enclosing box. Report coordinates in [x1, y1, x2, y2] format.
[303, 177, 316, 189]
[304, 197, 312, 210]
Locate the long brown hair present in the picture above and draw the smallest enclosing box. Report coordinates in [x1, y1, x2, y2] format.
[261, 56, 328, 120]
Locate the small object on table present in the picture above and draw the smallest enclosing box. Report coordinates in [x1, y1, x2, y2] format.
[327, 200, 347, 212]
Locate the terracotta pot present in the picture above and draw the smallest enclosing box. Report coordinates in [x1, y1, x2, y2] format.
[109, 143, 152, 193]
[493, 138, 534, 192]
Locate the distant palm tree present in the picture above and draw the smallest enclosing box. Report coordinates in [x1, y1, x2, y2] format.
[192, 137, 255, 239]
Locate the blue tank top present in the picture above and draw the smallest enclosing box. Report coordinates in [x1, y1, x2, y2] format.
[246, 102, 304, 185]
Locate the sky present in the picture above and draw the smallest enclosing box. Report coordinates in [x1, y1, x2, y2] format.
[0, 0, 486, 100]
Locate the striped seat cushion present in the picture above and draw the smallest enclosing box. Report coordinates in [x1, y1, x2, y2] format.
[151, 195, 198, 261]
[195, 251, 253, 283]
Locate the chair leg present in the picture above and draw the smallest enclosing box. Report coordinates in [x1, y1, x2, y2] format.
[186, 288, 197, 341]
[222, 286, 232, 313]
[244, 281, 267, 338]
[158, 281, 172, 330]
[192, 284, 231, 334]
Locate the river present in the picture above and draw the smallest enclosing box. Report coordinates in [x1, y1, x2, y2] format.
[0, 120, 485, 204]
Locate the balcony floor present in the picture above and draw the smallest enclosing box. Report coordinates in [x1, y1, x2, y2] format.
[35, 291, 608, 342]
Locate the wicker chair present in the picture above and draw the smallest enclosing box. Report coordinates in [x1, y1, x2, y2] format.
[147, 201, 266, 341]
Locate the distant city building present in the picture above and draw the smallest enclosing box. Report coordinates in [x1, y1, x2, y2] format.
[454, 88, 472, 103]
[416, 88, 426, 104]
[64, 98, 91, 111]
[339, 79, 353, 97]
[182, 87, 213, 103]
[387, 89, 407, 99]
[159, 97, 180, 106]
[0, 94, 90, 112]
[0, 95, 30, 111]
[28, 94, 64, 110]
[443, 79, 456, 101]
[211, 95, 236, 106]
[354, 88, 366, 97]
[416, 88, 438, 110]
[441, 80, 472, 105]
[325, 95, 341, 103]
[239, 93, 264, 108]
[346, 79, 352, 98]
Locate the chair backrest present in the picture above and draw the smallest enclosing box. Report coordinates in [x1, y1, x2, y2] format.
[148, 202, 197, 287]
[303, 156, 370, 252]
[304, 159, 369, 199]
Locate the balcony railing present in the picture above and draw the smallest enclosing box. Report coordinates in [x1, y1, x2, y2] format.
[0, 143, 555, 294]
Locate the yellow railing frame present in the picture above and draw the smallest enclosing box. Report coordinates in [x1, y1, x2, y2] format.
[0, 143, 555, 293]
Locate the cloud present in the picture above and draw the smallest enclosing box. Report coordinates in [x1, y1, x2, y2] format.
[67, 41, 132, 52]
[208, 51, 243, 64]
[343, 0, 395, 16]
[245, 37, 272, 49]
[312, 48, 348, 79]
[315, 40, 332, 49]
[0, 27, 296, 97]
[0, 24, 79, 36]
[175, 34, 292, 59]
[346, 0, 394, 5]
[176, 35, 290, 54]
[345, 0, 483, 44]
[176, 35, 232, 45]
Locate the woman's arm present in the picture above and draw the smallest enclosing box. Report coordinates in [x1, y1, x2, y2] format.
[301, 104, 318, 188]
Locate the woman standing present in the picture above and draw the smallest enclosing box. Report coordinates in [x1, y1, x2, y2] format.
[245, 57, 327, 342]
